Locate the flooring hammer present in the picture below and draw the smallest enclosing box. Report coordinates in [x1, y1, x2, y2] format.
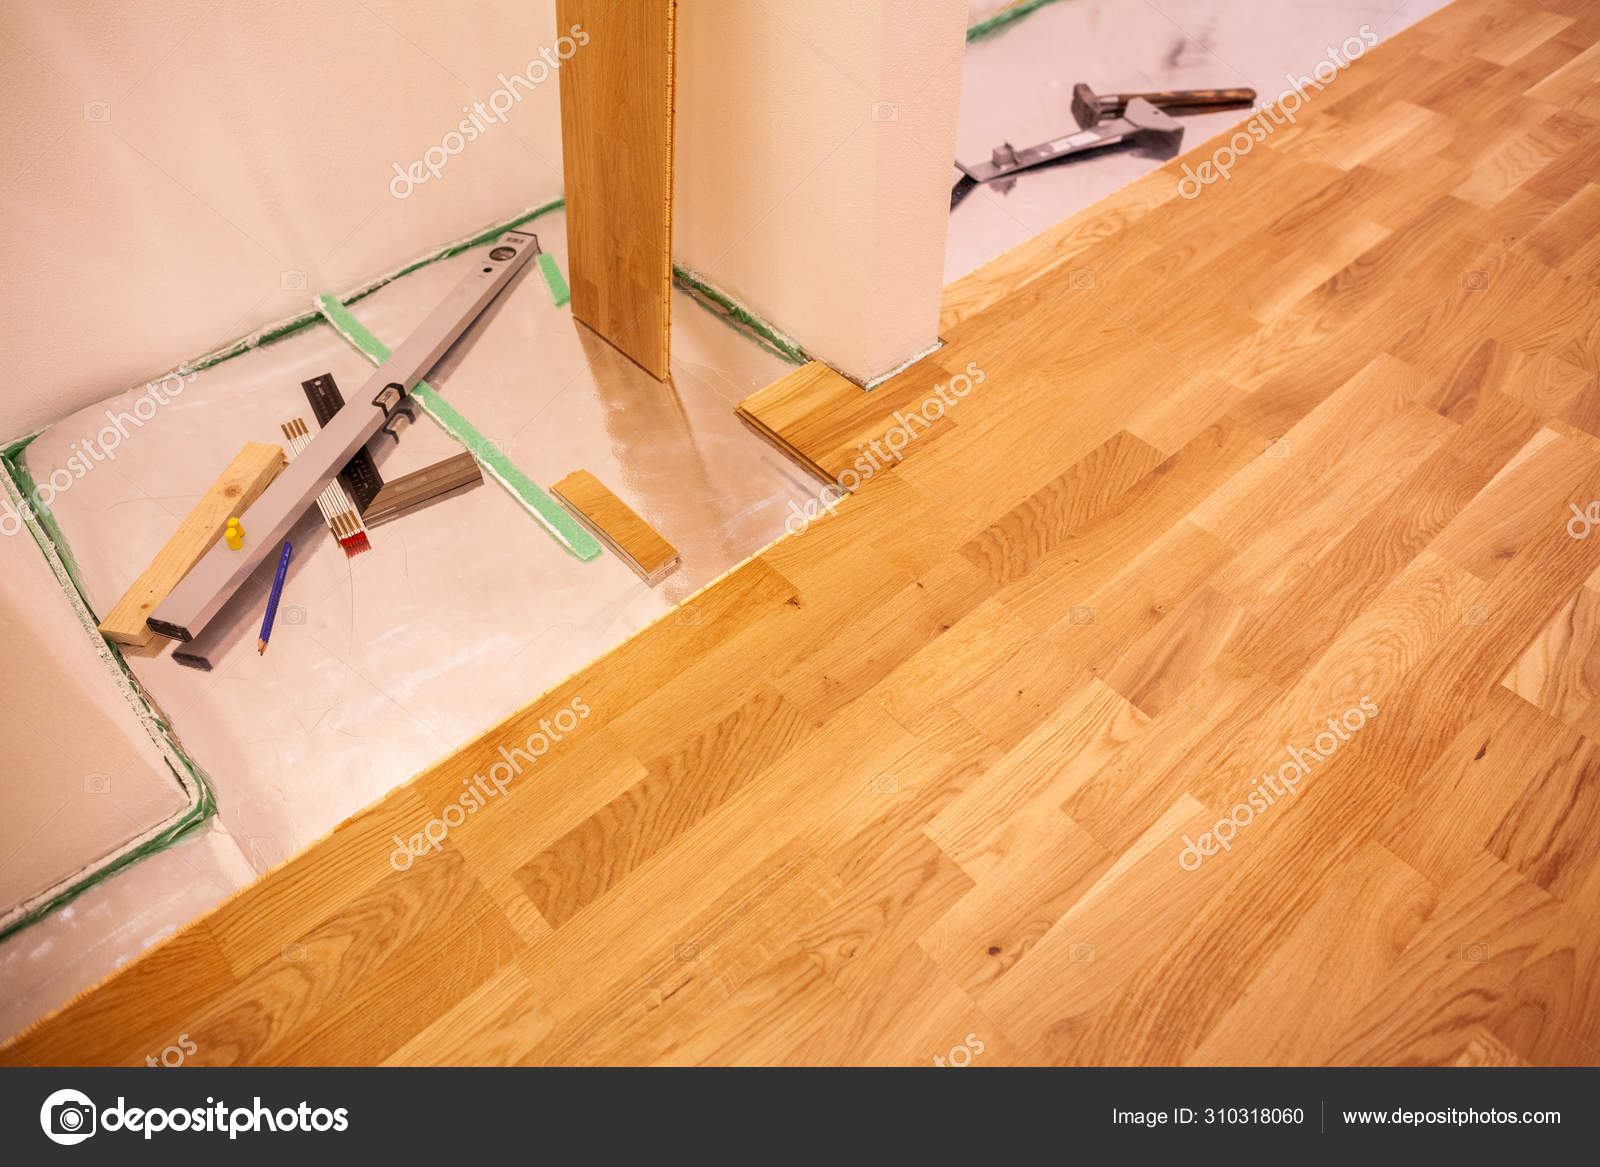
[1072, 82, 1257, 128]
[957, 98, 1184, 185]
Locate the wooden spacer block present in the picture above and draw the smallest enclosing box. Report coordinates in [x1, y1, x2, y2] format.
[97, 441, 286, 646]
[362, 451, 483, 526]
[551, 469, 680, 585]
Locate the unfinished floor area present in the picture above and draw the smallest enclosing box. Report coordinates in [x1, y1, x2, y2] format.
[7, 0, 1600, 1066]
[0, 206, 811, 1039]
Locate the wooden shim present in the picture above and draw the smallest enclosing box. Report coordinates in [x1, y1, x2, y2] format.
[556, 0, 676, 379]
[97, 442, 286, 646]
[550, 469, 680, 584]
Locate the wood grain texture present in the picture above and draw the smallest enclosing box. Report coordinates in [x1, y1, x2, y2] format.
[13, 0, 1600, 1066]
[551, 469, 680, 583]
[556, 0, 675, 379]
[735, 360, 931, 485]
[96, 441, 285, 645]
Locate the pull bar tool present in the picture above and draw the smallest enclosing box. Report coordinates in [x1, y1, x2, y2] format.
[956, 98, 1184, 185]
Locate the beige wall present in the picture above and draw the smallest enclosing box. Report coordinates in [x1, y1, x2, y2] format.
[0, 0, 571, 440]
[675, 0, 969, 384]
[1, 1, 972, 434]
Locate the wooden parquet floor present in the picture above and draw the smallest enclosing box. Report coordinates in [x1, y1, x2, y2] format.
[8, 0, 1600, 1066]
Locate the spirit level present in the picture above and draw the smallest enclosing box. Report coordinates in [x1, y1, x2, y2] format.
[148, 230, 539, 641]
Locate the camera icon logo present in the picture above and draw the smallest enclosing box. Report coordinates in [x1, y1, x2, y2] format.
[280, 270, 309, 292]
[40, 1088, 97, 1145]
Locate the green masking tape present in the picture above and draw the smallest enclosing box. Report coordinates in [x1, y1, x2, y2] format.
[316, 295, 601, 562]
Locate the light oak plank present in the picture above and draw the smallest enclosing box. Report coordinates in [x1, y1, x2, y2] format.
[556, 0, 675, 378]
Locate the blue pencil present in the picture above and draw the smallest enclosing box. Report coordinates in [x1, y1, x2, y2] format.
[257, 541, 292, 654]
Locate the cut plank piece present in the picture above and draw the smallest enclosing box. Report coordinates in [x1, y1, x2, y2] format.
[97, 442, 285, 646]
[550, 470, 680, 585]
[735, 362, 859, 483]
[737, 352, 975, 485]
[556, 0, 676, 379]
